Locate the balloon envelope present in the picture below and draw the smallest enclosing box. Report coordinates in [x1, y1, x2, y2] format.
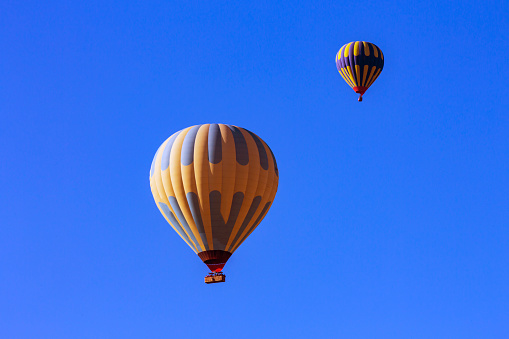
[336, 41, 384, 100]
[150, 124, 278, 272]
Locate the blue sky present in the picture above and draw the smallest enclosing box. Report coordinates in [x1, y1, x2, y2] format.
[1, 1, 508, 338]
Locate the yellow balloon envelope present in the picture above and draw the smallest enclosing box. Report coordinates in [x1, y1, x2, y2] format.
[149, 124, 278, 281]
[336, 41, 384, 101]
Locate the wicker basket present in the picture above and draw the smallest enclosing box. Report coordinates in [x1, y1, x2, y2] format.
[205, 274, 226, 284]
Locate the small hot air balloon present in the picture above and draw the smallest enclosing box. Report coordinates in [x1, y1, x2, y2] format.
[149, 124, 278, 284]
[336, 41, 384, 102]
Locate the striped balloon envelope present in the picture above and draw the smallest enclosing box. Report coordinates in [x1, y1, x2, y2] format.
[149, 124, 278, 277]
[335, 41, 384, 101]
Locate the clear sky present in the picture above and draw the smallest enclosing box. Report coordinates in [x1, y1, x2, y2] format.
[1, 1, 508, 338]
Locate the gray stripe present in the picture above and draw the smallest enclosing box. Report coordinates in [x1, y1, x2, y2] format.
[227, 125, 249, 166]
[168, 196, 200, 249]
[150, 144, 163, 178]
[267, 144, 278, 177]
[209, 190, 225, 249]
[245, 130, 268, 170]
[235, 201, 272, 250]
[227, 192, 244, 227]
[209, 191, 244, 250]
[160, 130, 182, 171]
[208, 124, 222, 164]
[229, 196, 261, 250]
[186, 192, 209, 250]
[181, 125, 202, 166]
[158, 202, 194, 248]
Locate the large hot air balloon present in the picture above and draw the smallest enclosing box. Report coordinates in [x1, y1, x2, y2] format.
[149, 124, 278, 284]
[336, 41, 384, 102]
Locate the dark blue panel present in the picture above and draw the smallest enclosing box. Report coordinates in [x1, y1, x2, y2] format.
[358, 42, 366, 85]
[348, 42, 358, 85]
[354, 41, 361, 68]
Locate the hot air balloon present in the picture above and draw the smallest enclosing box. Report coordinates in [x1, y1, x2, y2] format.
[149, 124, 278, 284]
[335, 41, 384, 102]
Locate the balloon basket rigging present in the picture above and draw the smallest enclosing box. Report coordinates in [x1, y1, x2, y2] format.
[205, 272, 226, 284]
